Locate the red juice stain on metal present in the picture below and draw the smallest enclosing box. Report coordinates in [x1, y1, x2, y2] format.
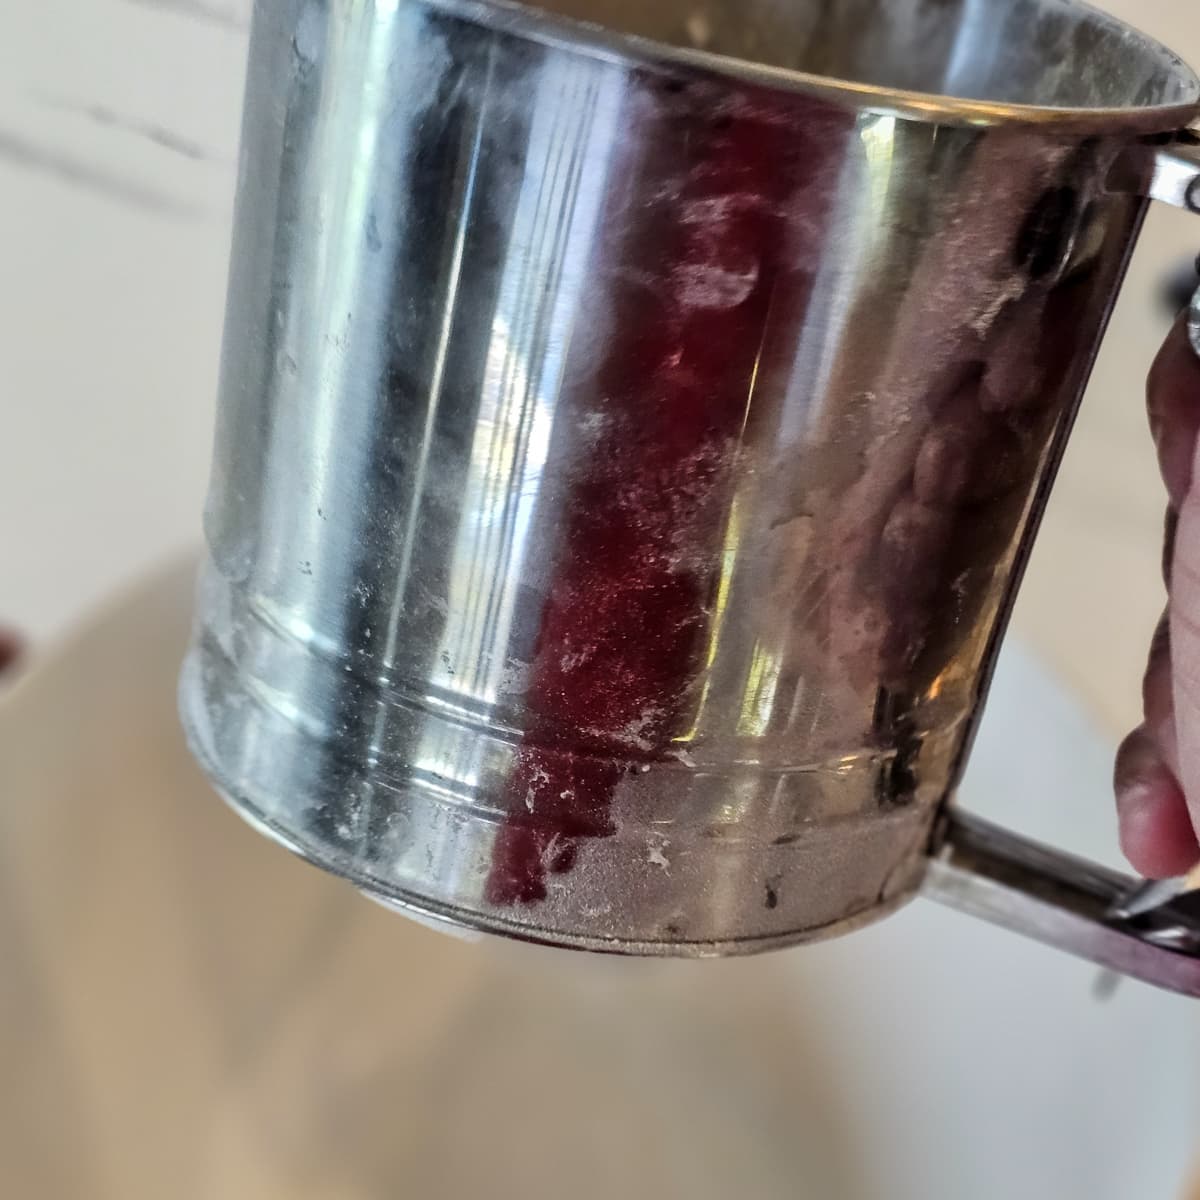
[485, 82, 842, 907]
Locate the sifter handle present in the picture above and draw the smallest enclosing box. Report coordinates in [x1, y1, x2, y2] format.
[924, 812, 1200, 998]
[922, 134, 1200, 1000]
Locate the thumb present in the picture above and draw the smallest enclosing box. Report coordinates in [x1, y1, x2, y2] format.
[1164, 321, 1200, 834]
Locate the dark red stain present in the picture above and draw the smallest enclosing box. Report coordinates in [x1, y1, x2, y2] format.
[485, 81, 845, 907]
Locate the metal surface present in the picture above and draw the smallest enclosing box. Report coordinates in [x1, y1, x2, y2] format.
[1142, 136, 1200, 357]
[1191, 269, 1200, 354]
[926, 814, 1200, 998]
[0, 560, 866, 1200]
[181, 0, 1200, 971]
[1108, 868, 1200, 952]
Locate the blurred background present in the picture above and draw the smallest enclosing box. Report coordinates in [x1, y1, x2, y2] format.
[2, 1, 1200, 1196]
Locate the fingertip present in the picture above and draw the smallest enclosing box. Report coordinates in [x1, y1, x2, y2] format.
[1117, 769, 1200, 880]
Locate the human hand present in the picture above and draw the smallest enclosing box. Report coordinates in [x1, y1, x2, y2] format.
[1116, 317, 1200, 878]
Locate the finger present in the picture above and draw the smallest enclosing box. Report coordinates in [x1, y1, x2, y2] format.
[1160, 323, 1200, 860]
[1165, 508, 1179, 587]
[1115, 727, 1200, 879]
[1119, 604, 1195, 877]
[1170, 473, 1200, 823]
[1148, 317, 1200, 509]
[1143, 611, 1181, 780]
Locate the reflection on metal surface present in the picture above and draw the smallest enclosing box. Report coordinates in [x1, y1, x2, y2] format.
[737, 643, 784, 738]
[1191, 278, 1200, 356]
[430, 58, 623, 709]
[181, 0, 1200, 982]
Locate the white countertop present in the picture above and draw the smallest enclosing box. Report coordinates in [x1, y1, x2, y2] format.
[3, 555, 1198, 1200]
